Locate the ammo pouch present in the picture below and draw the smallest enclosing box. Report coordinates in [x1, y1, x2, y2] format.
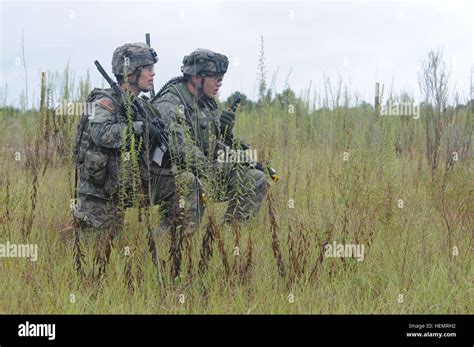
[83, 149, 108, 185]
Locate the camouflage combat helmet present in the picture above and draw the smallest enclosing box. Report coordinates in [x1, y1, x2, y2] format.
[112, 42, 158, 76]
[181, 49, 229, 77]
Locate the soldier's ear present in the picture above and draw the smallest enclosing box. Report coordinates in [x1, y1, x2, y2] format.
[196, 76, 205, 86]
[126, 71, 138, 83]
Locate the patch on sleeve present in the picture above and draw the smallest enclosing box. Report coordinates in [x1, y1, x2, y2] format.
[97, 97, 116, 113]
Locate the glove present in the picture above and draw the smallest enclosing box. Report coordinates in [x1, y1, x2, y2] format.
[220, 111, 235, 137]
[146, 121, 163, 149]
[131, 120, 162, 149]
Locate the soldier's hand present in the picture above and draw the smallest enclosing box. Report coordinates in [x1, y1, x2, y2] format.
[220, 111, 235, 137]
[146, 121, 163, 148]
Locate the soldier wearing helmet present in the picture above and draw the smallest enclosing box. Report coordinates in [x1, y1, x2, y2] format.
[150, 48, 267, 235]
[111, 42, 158, 93]
[73, 42, 160, 240]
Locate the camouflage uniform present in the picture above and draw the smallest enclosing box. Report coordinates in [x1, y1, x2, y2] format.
[73, 43, 159, 239]
[151, 49, 267, 232]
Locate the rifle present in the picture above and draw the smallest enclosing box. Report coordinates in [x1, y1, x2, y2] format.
[219, 93, 279, 182]
[94, 60, 168, 165]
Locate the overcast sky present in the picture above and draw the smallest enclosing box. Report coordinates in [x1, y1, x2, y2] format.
[1, 0, 473, 108]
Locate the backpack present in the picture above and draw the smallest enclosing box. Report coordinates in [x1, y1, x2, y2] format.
[73, 88, 121, 165]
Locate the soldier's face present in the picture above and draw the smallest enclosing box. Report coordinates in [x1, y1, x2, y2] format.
[201, 75, 223, 98]
[131, 65, 155, 92]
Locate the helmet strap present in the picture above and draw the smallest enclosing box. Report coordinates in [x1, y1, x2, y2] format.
[130, 66, 142, 88]
[188, 76, 205, 98]
[197, 77, 206, 100]
[198, 77, 204, 91]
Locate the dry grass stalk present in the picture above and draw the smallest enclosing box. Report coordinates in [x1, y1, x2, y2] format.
[185, 237, 194, 282]
[92, 230, 114, 279]
[20, 134, 40, 241]
[73, 223, 85, 276]
[213, 217, 230, 278]
[267, 190, 286, 279]
[240, 234, 253, 283]
[310, 214, 338, 282]
[231, 217, 241, 277]
[169, 193, 186, 281]
[198, 216, 215, 275]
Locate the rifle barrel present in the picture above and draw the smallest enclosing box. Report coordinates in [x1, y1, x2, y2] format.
[94, 60, 115, 87]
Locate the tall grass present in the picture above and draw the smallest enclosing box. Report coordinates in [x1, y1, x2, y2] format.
[0, 60, 472, 314]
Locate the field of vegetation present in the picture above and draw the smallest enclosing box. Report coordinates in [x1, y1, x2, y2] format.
[0, 50, 472, 314]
